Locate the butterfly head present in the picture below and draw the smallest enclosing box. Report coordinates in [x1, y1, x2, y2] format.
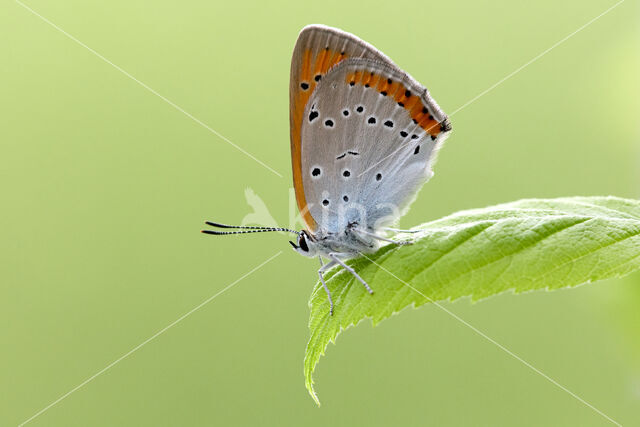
[289, 229, 318, 257]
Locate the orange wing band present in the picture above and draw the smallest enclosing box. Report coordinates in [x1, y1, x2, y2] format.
[291, 49, 348, 231]
[346, 71, 442, 138]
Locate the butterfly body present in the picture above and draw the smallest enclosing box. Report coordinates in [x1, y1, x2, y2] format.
[290, 222, 380, 259]
[204, 24, 451, 315]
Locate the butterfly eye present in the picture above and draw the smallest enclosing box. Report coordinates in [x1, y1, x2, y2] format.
[298, 234, 309, 252]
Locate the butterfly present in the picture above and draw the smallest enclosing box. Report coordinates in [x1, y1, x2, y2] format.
[203, 25, 451, 315]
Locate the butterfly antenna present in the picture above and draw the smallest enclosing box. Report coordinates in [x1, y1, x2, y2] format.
[202, 221, 298, 235]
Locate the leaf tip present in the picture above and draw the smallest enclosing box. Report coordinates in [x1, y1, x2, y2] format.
[305, 378, 321, 406]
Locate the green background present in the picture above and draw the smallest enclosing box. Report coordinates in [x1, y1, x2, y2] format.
[1, 0, 639, 425]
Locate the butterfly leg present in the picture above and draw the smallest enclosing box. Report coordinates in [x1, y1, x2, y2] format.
[383, 227, 420, 234]
[329, 253, 374, 295]
[355, 228, 413, 246]
[317, 256, 335, 315]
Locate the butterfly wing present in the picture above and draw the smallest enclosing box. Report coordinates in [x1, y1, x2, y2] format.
[290, 25, 391, 232]
[290, 25, 451, 234]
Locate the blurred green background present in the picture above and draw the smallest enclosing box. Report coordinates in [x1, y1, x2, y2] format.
[1, 0, 639, 425]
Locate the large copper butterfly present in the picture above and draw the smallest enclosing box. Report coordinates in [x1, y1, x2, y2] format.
[204, 25, 452, 314]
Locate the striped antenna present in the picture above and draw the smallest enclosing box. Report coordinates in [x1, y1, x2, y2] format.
[202, 221, 298, 236]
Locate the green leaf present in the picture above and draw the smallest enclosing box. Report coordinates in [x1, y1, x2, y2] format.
[304, 196, 640, 404]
